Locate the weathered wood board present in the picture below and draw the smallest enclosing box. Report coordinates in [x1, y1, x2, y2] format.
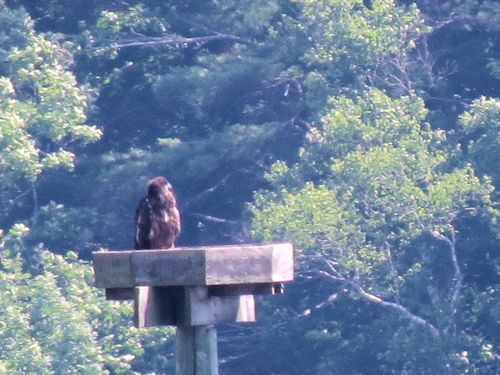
[106, 282, 283, 302]
[134, 286, 256, 327]
[93, 243, 294, 289]
[176, 325, 218, 375]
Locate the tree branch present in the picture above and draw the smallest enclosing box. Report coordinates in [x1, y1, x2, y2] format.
[185, 211, 239, 225]
[349, 280, 440, 337]
[300, 292, 341, 317]
[428, 15, 499, 32]
[312, 262, 440, 337]
[431, 228, 462, 333]
[384, 241, 401, 304]
[184, 174, 231, 208]
[91, 33, 255, 53]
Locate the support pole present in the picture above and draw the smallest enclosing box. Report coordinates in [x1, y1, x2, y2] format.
[176, 325, 218, 375]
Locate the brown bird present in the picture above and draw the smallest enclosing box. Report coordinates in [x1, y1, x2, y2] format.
[134, 176, 181, 249]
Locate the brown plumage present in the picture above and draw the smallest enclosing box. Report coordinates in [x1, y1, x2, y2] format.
[134, 176, 181, 249]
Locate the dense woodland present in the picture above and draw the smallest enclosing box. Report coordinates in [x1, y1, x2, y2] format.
[0, 0, 499, 373]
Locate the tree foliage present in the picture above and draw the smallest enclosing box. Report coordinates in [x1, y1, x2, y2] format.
[252, 89, 499, 373]
[0, 5, 101, 225]
[459, 96, 500, 191]
[0, 225, 172, 374]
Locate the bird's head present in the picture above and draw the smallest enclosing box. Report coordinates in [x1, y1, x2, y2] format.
[147, 176, 176, 205]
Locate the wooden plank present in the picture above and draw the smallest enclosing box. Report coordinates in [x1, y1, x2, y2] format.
[134, 287, 149, 328]
[135, 286, 256, 327]
[180, 287, 255, 326]
[272, 243, 295, 281]
[208, 283, 276, 296]
[176, 326, 219, 375]
[205, 243, 294, 285]
[134, 286, 182, 328]
[234, 294, 255, 322]
[105, 287, 134, 300]
[205, 246, 271, 285]
[176, 326, 195, 375]
[93, 243, 294, 288]
[194, 326, 218, 375]
[93, 251, 133, 288]
[131, 250, 206, 286]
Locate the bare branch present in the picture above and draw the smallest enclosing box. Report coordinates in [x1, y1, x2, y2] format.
[184, 174, 231, 208]
[91, 33, 255, 53]
[323, 259, 345, 280]
[384, 241, 401, 304]
[349, 280, 440, 337]
[186, 211, 239, 225]
[255, 239, 442, 340]
[428, 15, 499, 32]
[317, 270, 345, 282]
[432, 229, 462, 333]
[300, 292, 341, 317]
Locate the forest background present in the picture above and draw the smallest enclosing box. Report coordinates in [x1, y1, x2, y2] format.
[0, 0, 499, 374]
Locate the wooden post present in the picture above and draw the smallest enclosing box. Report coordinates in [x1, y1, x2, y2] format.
[176, 325, 218, 375]
[92, 243, 294, 375]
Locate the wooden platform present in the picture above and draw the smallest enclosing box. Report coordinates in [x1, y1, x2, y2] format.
[93, 242, 294, 375]
[93, 243, 294, 327]
[93, 243, 293, 288]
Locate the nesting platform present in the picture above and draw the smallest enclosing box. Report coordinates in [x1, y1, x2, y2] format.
[93, 243, 294, 327]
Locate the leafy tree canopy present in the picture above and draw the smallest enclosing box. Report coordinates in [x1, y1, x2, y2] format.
[0, 5, 101, 226]
[252, 89, 499, 373]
